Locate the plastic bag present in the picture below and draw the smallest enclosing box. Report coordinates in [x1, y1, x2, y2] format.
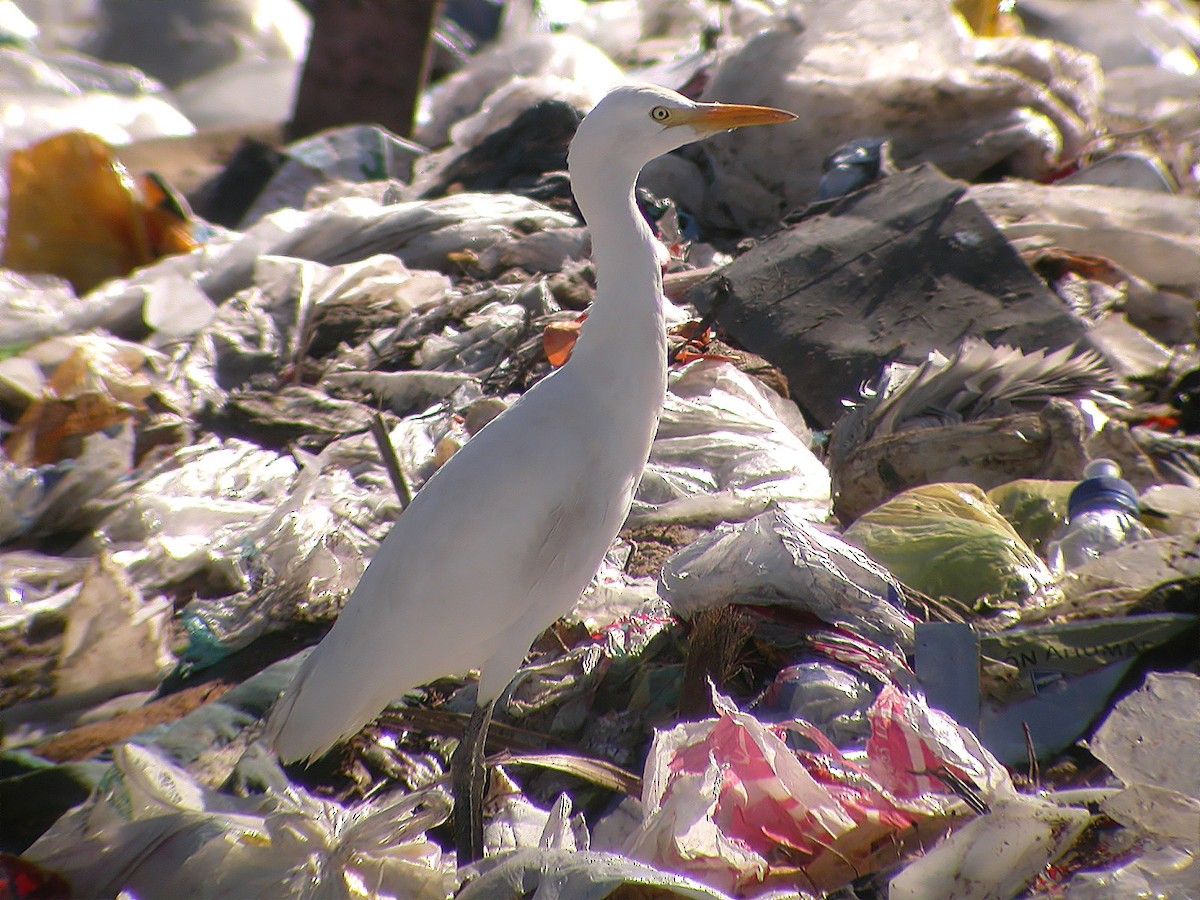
[3, 131, 198, 294]
[844, 483, 1055, 606]
[660, 505, 914, 654]
[631, 360, 831, 525]
[22, 742, 453, 899]
[0, 46, 193, 150]
[3, 334, 158, 466]
[699, 0, 1100, 229]
[620, 686, 1008, 897]
[986, 478, 1074, 555]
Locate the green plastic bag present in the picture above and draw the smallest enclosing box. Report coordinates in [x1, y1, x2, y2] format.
[844, 483, 1054, 606]
[986, 478, 1073, 555]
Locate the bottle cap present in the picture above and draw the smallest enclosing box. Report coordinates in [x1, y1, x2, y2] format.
[1068, 459, 1140, 518]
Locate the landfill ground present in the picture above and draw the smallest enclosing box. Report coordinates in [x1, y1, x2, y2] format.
[1, 1, 1199, 898]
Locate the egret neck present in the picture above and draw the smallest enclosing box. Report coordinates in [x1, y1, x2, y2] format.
[566, 141, 668, 431]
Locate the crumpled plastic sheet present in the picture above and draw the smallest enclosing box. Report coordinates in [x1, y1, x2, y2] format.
[86, 436, 298, 593]
[1089, 672, 1200, 846]
[321, 370, 481, 418]
[179, 432, 403, 661]
[0, 270, 143, 353]
[1033, 531, 1200, 617]
[631, 360, 831, 525]
[49, 190, 568, 341]
[0, 44, 195, 152]
[1026, 672, 1200, 897]
[22, 742, 454, 900]
[416, 33, 622, 153]
[1064, 843, 1200, 899]
[986, 477, 1074, 554]
[660, 504, 915, 655]
[570, 551, 661, 633]
[195, 193, 577, 303]
[889, 792, 1092, 900]
[614, 687, 1011, 897]
[53, 553, 173, 699]
[0, 423, 135, 545]
[167, 397, 466, 663]
[502, 643, 607, 731]
[970, 181, 1200, 297]
[458, 848, 734, 900]
[90, 409, 439, 668]
[698, 0, 1101, 230]
[173, 253, 448, 411]
[308, 322, 827, 566]
[485, 769, 589, 856]
[370, 278, 561, 393]
[410, 295, 529, 376]
[3, 333, 161, 467]
[0, 551, 174, 746]
[0, 551, 90, 610]
[474, 227, 590, 277]
[6, 417, 407, 688]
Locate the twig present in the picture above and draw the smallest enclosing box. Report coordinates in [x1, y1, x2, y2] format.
[1023, 721, 1041, 790]
[370, 413, 413, 507]
[914, 766, 990, 816]
[290, 262, 315, 385]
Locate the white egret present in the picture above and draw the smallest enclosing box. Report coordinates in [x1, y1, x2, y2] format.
[267, 84, 795, 862]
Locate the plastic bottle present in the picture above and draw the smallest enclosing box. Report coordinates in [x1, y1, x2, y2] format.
[1048, 459, 1152, 572]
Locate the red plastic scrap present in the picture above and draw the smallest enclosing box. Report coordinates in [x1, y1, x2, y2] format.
[625, 686, 1009, 896]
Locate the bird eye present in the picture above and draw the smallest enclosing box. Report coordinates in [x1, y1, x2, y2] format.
[650, 106, 671, 122]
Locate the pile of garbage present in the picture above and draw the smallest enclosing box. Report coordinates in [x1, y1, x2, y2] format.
[2, 1, 1198, 898]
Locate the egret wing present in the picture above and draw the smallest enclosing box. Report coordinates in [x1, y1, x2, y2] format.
[269, 371, 637, 762]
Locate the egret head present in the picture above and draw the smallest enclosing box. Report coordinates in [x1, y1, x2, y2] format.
[568, 84, 795, 178]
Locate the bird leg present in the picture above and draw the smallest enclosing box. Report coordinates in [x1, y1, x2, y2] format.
[451, 699, 494, 865]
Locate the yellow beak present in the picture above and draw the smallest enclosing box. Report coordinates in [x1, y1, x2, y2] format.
[675, 102, 797, 133]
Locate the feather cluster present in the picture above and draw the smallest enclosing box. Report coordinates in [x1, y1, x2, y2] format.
[831, 340, 1122, 460]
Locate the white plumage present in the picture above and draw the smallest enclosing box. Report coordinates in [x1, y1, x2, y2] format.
[268, 84, 794, 765]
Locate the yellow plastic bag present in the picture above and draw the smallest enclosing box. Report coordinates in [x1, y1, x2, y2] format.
[845, 483, 1054, 606]
[987, 478, 1074, 555]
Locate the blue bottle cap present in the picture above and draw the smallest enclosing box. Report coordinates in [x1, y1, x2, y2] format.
[1068, 474, 1140, 518]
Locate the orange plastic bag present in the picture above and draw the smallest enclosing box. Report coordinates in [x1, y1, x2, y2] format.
[2, 132, 196, 295]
